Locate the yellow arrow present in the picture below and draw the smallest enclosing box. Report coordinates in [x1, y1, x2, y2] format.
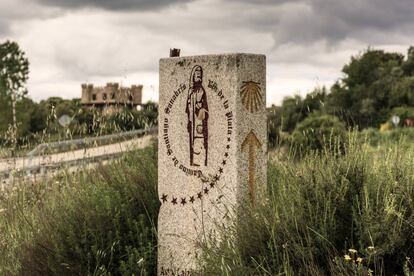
[241, 130, 262, 205]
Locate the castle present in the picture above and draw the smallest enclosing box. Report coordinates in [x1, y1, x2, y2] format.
[81, 83, 143, 114]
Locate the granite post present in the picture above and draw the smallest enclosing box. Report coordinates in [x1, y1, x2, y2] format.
[158, 53, 267, 275]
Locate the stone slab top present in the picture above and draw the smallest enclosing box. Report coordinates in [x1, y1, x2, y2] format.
[160, 52, 266, 62]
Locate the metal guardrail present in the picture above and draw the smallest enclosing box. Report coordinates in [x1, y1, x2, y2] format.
[1, 151, 127, 179]
[27, 127, 157, 157]
[0, 127, 158, 179]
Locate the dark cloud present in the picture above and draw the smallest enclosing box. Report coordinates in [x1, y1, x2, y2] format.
[0, 0, 62, 38]
[312, 0, 414, 39]
[226, 0, 414, 46]
[3, 0, 413, 103]
[35, 0, 195, 11]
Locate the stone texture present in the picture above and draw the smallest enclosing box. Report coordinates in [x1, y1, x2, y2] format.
[158, 53, 267, 275]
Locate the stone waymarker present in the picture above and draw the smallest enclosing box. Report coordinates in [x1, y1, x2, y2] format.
[158, 53, 267, 275]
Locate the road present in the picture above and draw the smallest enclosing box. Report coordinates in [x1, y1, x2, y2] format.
[0, 134, 155, 175]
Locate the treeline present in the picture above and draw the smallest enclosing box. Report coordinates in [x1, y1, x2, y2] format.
[0, 95, 158, 146]
[0, 40, 158, 148]
[269, 46, 414, 149]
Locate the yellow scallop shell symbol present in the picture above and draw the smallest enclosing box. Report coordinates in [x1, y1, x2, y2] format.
[240, 81, 263, 113]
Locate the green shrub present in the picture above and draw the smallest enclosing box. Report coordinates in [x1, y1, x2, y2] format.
[0, 145, 159, 275]
[291, 114, 347, 153]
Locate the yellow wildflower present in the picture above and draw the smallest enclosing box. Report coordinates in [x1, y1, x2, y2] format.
[344, 254, 352, 261]
[348, 248, 357, 254]
[356, 257, 363, 263]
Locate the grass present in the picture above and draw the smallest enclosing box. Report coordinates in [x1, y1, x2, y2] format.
[0, 144, 159, 275]
[201, 135, 414, 275]
[0, 131, 413, 275]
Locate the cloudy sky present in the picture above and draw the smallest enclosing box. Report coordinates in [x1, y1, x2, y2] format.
[0, 0, 413, 105]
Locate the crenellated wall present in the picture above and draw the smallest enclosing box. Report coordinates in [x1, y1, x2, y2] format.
[81, 82, 143, 106]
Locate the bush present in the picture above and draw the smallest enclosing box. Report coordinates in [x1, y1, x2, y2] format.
[291, 114, 347, 153]
[0, 145, 159, 275]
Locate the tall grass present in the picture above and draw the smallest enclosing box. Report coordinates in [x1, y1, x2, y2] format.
[0, 145, 159, 275]
[201, 137, 414, 275]
[1, 130, 413, 275]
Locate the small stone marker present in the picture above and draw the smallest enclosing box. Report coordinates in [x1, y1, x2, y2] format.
[158, 53, 267, 275]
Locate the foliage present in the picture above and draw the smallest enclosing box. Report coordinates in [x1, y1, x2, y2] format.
[201, 137, 414, 275]
[267, 105, 282, 148]
[390, 106, 414, 124]
[279, 87, 327, 133]
[326, 47, 414, 128]
[291, 113, 347, 153]
[360, 127, 414, 147]
[273, 46, 414, 132]
[0, 146, 159, 275]
[0, 95, 158, 153]
[0, 40, 29, 98]
[0, 94, 38, 145]
[0, 41, 30, 147]
[106, 102, 158, 133]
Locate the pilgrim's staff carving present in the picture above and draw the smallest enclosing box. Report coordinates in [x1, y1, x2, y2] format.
[186, 65, 209, 166]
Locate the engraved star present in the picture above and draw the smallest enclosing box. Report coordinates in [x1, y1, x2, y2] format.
[189, 196, 195, 203]
[171, 197, 177, 205]
[222, 160, 227, 165]
[218, 167, 223, 174]
[181, 198, 187, 205]
[227, 137, 231, 142]
[226, 144, 230, 149]
[197, 192, 203, 199]
[224, 152, 229, 158]
[204, 187, 209, 194]
[161, 194, 168, 203]
[210, 182, 215, 188]
[214, 174, 220, 181]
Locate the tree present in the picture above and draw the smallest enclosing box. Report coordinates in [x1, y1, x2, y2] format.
[0, 41, 29, 151]
[326, 48, 405, 128]
[280, 95, 305, 132]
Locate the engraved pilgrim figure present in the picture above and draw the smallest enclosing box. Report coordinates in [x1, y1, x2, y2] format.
[186, 65, 209, 166]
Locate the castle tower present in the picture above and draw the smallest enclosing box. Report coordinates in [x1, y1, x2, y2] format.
[81, 82, 144, 114]
[81, 83, 94, 104]
[130, 85, 143, 105]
